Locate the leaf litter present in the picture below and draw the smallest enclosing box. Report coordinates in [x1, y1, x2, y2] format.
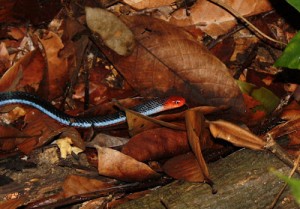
[0, 0, 299, 208]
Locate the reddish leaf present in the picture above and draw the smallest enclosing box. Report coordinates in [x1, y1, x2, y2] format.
[0, 197, 25, 209]
[21, 109, 67, 151]
[0, 50, 43, 92]
[121, 128, 190, 162]
[163, 152, 204, 182]
[95, 146, 160, 182]
[38, 31, 68, 99]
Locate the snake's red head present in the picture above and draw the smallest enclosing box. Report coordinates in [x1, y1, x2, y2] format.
[163, 96, 186, 110]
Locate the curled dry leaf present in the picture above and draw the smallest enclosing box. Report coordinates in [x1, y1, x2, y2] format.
[169, 0, 273, 37]
[267, 117, 300, 139]
[209, 120, 266, 150]
[185, 109, 210, 181]
[107, 15, 246, 118]
[163, 152, 204, 182]
[85, 7, 135, 56]
[121, 128, 190, 162]
[62, 174, 114, 198]
[95, 146, 160, 182]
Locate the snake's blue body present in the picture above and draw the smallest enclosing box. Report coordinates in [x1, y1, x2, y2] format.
[0, 91, 185, 128]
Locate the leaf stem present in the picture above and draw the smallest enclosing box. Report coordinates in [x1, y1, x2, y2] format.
[208, 0, 286, 47]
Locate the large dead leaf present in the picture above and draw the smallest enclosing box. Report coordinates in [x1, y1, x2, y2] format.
[169, 0, 273, 37]
[106, 15, 246, 117]
[121, 128, 189, 162]
[95, 146, 160, 182]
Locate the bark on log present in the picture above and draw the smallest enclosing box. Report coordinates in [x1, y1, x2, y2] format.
[117, 149, 299, 209]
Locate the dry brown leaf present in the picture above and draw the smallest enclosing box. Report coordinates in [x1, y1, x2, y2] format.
[0, 49, 44, 92]
[185, 109, 210, 181]
[209, 120, 266, 150]
[38, 31, 68, 99]
[95, 146, 160, 182]
[121, 128, 189, 162]
[163, 152, 204, 182]
[62, 175, 114, 198]
[0, 197, 25, 209]
[126, 108, 160, 136]
[267, 117, 300, 139]
[106, 15, 246, 118]
[60, 127, 85, 151]
[169, 0, 273, 37]
[19, 109, 67, 152]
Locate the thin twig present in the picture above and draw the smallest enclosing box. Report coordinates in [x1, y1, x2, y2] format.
[208, 0, 286, 47]
[269, 152, 300, 209]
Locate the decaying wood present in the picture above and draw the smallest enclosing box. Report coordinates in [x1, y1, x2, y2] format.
[117, 149, 299, 209]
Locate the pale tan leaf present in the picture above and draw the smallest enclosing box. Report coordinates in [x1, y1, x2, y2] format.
[123, 0, 175, 10]
[169, 0, 273, 37]
[85, 7, 135, 56]
[209, 120, 266, 150]
[95, 146, 160, 182]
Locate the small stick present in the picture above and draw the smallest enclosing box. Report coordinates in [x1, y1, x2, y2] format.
[208, 0, 286, 47]
[268, 153, 300, 209]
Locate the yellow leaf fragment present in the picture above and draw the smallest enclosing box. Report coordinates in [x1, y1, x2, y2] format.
[56, 137, 83, 158]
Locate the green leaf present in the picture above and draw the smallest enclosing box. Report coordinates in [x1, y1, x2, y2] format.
[287, 0, 300, 13]
[273, 171, 300, 205]
[251, 87, 280, 114]
[236, 81, 280, 114]
[236, 80, 256, 95]
[274, 31, 300, 69]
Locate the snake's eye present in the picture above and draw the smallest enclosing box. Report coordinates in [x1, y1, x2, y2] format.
[174, 100, 181, 105]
